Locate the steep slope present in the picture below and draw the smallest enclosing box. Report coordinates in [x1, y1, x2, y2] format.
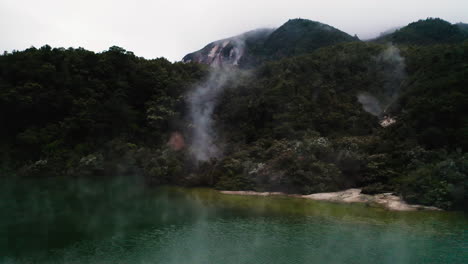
[374, 18, 468, 45]
[183, 19, 358, 67]
[182, 29, 274, 68]
[210, 41, 468, 209]
[2, 20, 467, 210]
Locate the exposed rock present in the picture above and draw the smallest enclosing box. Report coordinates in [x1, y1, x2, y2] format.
[220, 188, 441, 211]
[182, 28, 274, 68]
[380, 116, 396, 127]
[183, 19, 359, 68]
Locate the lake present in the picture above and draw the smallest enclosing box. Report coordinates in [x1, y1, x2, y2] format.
[1, 176, 466, 264]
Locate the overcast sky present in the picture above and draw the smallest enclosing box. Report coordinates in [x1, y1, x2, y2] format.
[1, 0, 467, 61]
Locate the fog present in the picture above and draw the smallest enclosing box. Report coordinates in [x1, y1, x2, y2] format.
[185, 31, 257, 161]
[1, 176, 466, 263]
[358, 45, 406, 117]
[187, 70, 228, 161]
[187, 67, 250, 161]
[1, 0, 467, 61]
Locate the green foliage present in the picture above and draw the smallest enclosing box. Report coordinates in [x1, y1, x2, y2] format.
[218, 42, 384, 142]
[387, 42, 468, 150]
[457, 23, 468, 34]
[1, 19, 467, 211]
[212, 40, 467, 209]
[398, 154, 468, 210]
[376, 18, 468, 45]
[258, 19, 359, 61]
[0, 45, 204, 176]
[185, 18, 360, 68]
[215, 172, 255, 191]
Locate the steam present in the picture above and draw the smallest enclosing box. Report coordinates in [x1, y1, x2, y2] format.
[187, 69, 236, 161]
[358, 45, 406, 116]
[185, 30, 272, 161]
[357, 93, 382, 116]
[182, 29, 275, 161]
[378, 45, 406, 103]
[2, 176, 463, 264]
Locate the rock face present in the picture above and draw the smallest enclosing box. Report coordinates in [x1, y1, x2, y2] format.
[380, 116, 396, 127]
[183, 19, 359, 68]
[182, 28, 274, 68]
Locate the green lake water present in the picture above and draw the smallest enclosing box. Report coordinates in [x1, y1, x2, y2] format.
[0, 176, 467, 264]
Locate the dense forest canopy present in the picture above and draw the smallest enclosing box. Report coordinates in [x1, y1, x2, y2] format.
[1, 18, 467, 210]
[375, 18, 468, 44]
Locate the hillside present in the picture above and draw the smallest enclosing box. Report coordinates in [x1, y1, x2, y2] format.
[457, 22, 468, 33]
[183, 18, 358, 67]
[182, 28, 274, 67]
[1, 19, 467, 210]
[259, 19, 359, 60]
[374, 18, 468, 44]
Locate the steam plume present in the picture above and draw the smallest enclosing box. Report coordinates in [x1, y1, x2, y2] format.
[187, 69, 233, 161]
[358, 45, 406, 116]
[357, 93, 382, 116]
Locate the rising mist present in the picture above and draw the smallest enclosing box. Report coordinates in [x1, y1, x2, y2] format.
[357, 45, 406, 117]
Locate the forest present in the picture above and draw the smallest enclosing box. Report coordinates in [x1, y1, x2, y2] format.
[1, 18, 467, 210]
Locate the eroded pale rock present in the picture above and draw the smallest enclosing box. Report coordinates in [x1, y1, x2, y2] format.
[220, 188, 441, 211]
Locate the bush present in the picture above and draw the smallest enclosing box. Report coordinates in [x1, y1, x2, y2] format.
[398, 154, 468, 210]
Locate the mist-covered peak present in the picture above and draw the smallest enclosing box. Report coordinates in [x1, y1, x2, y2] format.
[375, 18, 468, 44]
[271, 18, 348, 35]
[261, 18, 358, 59]
[182, 18, 358, 67]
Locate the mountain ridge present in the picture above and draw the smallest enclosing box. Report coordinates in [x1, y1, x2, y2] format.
[183, 18, 358, 67]
[373, 18, 468, 44]
[184, 17, 468, 68]
[1, 17, 467, 210]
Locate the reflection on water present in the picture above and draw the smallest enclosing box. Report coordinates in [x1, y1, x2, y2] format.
[0, 176, 467, 263]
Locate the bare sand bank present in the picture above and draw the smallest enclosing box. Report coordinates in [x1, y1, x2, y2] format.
[220, 189, 441, 211]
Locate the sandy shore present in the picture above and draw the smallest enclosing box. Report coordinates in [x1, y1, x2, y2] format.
[220, 189, 441, 211]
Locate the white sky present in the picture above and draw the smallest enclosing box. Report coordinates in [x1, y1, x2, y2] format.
[1, 0, 467, 61]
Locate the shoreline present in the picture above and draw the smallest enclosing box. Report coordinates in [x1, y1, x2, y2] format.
[220, 189, 442, 211]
